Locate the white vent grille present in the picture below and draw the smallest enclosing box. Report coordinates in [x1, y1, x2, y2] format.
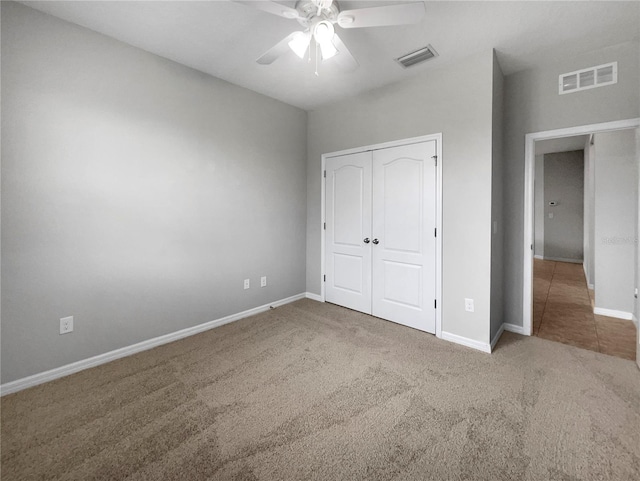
[559, 62, 617, 94]
[396, 45, 438, 68]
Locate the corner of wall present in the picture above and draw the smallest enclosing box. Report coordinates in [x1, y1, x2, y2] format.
[490, 50, 506, 341]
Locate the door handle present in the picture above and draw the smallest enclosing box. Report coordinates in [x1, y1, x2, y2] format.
[363, 238, 370, 244]
[372, 238, 379, 245]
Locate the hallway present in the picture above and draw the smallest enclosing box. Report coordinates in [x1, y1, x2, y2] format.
[533, 259, 637, 360]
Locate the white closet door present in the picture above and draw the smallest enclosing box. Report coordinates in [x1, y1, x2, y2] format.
[325, 152, 372, 314]
[371, 141, 437, 333]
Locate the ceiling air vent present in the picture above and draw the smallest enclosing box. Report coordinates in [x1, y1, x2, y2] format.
[395, 45, 438, 68]
[559, 62, 617, 95]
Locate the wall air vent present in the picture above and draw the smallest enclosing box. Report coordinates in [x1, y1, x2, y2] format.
[395, 45, 438, 68]
[559, 62, 617, 95]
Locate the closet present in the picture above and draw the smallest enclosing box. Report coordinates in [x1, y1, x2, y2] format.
[324, 139, 438, 333]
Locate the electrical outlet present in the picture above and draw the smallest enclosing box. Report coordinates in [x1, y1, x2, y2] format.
[244, 278, 250, 290]
[464, 298, 474, 312]
[60, 316, 74, 335]
[260, 276, 267, 287]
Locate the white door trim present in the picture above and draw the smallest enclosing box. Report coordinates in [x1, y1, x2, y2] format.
[321, 133, 443, 338]
[522, 118, 640, 335]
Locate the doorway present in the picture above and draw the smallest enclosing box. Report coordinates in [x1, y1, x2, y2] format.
[524, 119, 640, 360]
[320, 134, 443, 336]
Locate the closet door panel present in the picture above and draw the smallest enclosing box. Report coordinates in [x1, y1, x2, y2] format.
[372, 141, 437, 333]
[325, 152, 372, 314]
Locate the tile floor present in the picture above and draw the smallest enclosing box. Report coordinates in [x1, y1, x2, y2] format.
[534, 258, 637, 361]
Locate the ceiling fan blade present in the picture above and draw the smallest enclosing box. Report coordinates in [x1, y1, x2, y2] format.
[332, 34, 358, 71]
[236, 1, 299, 19]
[256, 31, 300, 64]
[337, 2, 425, 29]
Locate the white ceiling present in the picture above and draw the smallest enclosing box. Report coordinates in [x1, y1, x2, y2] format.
[21, 0, 640, 110]
[535, 135, 590, 156]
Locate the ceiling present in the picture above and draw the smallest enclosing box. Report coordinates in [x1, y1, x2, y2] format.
[21, 1, 640, 110]
[535, 135, 590, 156]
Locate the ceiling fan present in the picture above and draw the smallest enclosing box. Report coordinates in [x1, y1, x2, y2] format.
[238, 0, 426, 72]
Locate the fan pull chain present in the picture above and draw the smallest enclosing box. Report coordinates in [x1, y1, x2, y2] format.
[315, 41, 319, 76]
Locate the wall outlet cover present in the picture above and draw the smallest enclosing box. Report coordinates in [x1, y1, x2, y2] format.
[464, 298, 474, 312]
[244, 279, 250, 290]
[60, 316, 74, 335]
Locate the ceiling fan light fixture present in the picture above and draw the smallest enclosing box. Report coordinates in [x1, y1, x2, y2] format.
[320, 37, 337, 60]
[288, 31, 311, 58]
[246, 0, 427, 71]
[313, 20, 334, 44]
[312, 20, 336, 60]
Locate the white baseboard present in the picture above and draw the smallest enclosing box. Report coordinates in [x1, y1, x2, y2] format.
[503, 323, 527, 335]
[534, 255, 544, 260]
[593, 307, 633, 320]
[490, 323, 505, 351]
[588, 284, 595, 290]
[441, 331, 491, 353]
[0, 293, 306, 396]
[305, 292, 323, 302]
[541, 256, 583, 264]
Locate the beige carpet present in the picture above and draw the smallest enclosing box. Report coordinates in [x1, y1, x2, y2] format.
[2, 299, 639, 480]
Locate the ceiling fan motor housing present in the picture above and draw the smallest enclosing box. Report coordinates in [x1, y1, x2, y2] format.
[295, 0, 340, 27]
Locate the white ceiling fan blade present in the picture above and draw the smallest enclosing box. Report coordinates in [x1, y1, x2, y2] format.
[337, 2, 425, 29]
[332, 34, 358, 71]
[256, 31, 301, 64]
[236, 1, 299, 19]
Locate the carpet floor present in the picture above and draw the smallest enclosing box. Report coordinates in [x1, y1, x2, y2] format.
[2, 299, 639, 480]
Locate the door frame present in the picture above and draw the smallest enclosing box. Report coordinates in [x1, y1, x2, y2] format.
[522, 118, 640, 335]
[320, 133, 443, 338]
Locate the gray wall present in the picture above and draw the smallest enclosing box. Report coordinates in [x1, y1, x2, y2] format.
[1, 3, 307, 383]
[593, 129, 637, 315]
[543, 151, 584, 262]
[534, 155, 545, 257]
[306, 51, 495, 344]
[584, 138, 596, 287]
[503, 40, 640, 327]
[490, 51, 505, 341]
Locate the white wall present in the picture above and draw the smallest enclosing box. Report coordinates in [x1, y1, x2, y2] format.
[1, 3, 308, 383]
[593, 129, 637, 315]
[584, 138, 596, 288]
[490, 52, 505, 341]
[534, 155, 544, 257]
[306, 51, 495, 345]
[503, 40, 640, 327]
